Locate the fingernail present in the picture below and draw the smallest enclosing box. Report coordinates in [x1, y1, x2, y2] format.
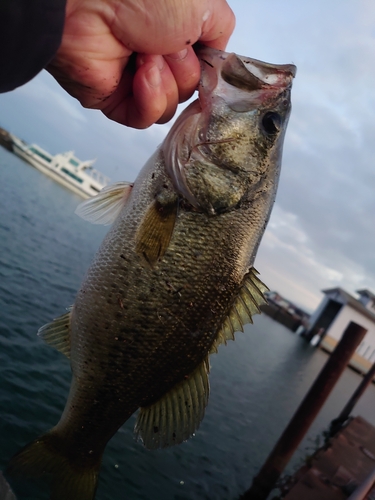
[155, 56, 165, 71]
[146, 65, 161, 88]
[166, 49, 188, 61]
[138, 55, 164, 71]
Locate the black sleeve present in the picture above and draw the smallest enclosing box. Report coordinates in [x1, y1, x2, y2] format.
[0, 0, 67, 93]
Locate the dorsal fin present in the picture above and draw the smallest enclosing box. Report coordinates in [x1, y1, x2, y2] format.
[135, 357, 210, 449]
[75, 181, 133, 225]
[210, 268, 268, 353]
[37, 307, 72, 358]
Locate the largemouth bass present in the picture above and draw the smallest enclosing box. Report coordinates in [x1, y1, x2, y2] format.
[8, 46, 295, 499]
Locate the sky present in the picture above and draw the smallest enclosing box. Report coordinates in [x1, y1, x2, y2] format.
[0, 0, 374, 313]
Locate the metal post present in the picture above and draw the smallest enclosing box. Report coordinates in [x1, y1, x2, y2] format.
[240, 321, 367, 500]
[329, 360, 375, 437]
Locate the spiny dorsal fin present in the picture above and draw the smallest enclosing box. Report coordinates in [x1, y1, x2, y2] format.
[210, 268, 268, 353]
[135, 357, 210, 449]
[135, 198, 178, 267]
[75, 181, 133, 225]
[37, 308, 72, 358]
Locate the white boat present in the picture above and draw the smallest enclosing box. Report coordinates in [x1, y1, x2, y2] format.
[11, 136, 110, 198]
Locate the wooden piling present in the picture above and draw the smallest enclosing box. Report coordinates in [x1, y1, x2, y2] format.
[240, 321, 368, 500]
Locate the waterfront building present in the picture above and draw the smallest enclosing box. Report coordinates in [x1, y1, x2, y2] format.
[262, 291, 310, 332]
[306, 288, 375, 372]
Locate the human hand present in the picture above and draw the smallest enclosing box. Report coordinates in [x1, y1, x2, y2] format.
[47, 0, 235, 129]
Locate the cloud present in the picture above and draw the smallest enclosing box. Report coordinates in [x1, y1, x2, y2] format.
[17, 72, 87, 124]
[0, 0, 374, 313]
[256, 203, 375, 312]
[256, 205, 343, 310]
[0, 71, 179, 182]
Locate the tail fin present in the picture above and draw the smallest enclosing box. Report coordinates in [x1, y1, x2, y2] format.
[7, 432, 100, 500]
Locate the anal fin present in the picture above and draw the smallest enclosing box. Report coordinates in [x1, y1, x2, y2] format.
[135, 357, 210, 449]
[210, 268, 268, 353]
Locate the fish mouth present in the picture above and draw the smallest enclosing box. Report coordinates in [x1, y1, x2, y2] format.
[195, 44, 296, 111]
[220, 54, 295, 91]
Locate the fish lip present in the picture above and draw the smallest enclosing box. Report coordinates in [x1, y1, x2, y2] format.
[195, 43, 296, 80]
[194, 44, 296, 104]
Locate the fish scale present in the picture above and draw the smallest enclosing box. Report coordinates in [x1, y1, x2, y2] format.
[7, 46, 295, 500]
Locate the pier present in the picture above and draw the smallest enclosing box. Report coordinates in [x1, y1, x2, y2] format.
[283, 417, 375, 500]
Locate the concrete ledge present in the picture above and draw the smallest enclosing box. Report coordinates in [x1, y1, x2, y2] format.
[320, 336, 374, 376]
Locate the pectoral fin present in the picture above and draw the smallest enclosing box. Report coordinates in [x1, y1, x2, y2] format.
[211, 268, 268, 353]
[37, 308, 72, 358]
[135, 358, 210, 449]
[135, 198, 178, 267]
[75, 181, 133, 225]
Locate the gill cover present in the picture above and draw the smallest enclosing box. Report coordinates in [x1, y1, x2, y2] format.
[162, 46, 296, 212]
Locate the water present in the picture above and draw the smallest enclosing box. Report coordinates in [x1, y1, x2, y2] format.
[0, 147, 374, 500]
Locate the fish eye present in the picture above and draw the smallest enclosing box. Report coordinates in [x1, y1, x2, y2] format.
[262, 112, 282, 136]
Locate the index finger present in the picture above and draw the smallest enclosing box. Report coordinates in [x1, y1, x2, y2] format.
[198, 0, 236, 51]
